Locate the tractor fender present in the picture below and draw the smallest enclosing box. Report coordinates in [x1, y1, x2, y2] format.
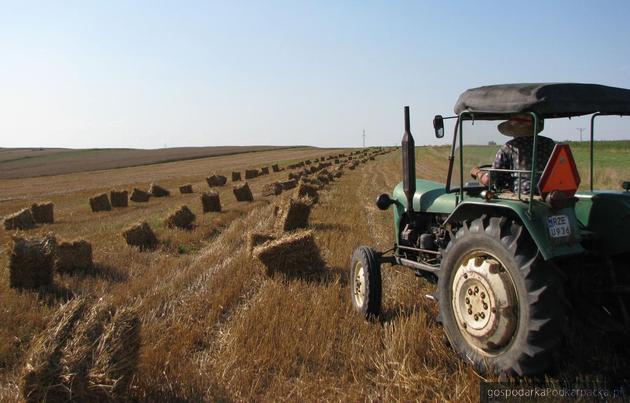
[443, 200, 584, 261]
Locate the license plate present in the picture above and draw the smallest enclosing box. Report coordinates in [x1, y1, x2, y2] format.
[547, 214, 571, 238]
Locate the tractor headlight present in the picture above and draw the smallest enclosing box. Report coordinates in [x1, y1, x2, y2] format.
[376, 193, 394, 210]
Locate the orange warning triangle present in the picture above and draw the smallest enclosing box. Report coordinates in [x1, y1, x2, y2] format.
[537, 144, 581, 197]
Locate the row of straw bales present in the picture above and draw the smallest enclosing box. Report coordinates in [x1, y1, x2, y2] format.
[4, 202, 54, 231]
[8, 233, 94, 289]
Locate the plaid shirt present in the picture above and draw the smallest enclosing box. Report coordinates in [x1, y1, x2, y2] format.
[490, 135, 555, 194]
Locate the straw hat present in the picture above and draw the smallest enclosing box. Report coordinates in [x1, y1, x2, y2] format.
[498, 116, 544, 137]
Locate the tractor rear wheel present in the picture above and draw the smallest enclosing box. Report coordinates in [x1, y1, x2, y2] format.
[350, 246, 382, 319]
[437, 216, 566, 375]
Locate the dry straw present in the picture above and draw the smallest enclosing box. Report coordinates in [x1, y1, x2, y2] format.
[89, 194, 111, 212]
[149, 183, 170, 197]
[122, 221, 158, 250]
[275, 197, 313, 232]
[55, 239, 93, 273]
[110, 190, 128, 207]
[233, 182, 254, 202]
[179, 184, 193, 194]
[9, 233, 57, 289]
[206, 174, 227, 187]
[252, 230, 323, 276]
[295, 182, 319, 204]
[201, 191, 221, 213]
[262, 182, 283, 197]
[20, 298, 140, 402]
[245, 169, 258, 179]
[246, 232, 276, 254]
[130, 188, 150, 203]
[4, 208, 36, 230]
[30, 202, 54, 224]
[280, 179, 298, 190]
[165, 205, 196, 229]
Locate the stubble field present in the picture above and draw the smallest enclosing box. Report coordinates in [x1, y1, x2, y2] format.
[1, 143, 629, 402]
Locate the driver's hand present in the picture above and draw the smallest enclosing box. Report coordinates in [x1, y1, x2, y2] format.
[470, 166, 481, 179]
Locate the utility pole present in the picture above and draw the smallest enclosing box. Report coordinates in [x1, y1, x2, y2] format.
[576, 127, 585, 142]
[362, 129, 366, 148]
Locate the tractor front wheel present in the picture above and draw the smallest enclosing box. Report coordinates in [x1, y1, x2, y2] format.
[350, 246, 382, 319]
[438, 216, 566, 375]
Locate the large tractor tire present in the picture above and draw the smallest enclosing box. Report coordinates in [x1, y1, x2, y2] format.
[437, 215, 566, 375]
[350, 246, 382, 319]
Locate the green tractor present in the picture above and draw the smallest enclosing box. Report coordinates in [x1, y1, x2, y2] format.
[350, 83, 630, 375]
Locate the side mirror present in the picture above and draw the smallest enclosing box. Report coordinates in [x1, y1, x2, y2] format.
[433, 115, 444, 138]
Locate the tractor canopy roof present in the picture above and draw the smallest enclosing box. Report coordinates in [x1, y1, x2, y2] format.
[454, 83, 630, 119]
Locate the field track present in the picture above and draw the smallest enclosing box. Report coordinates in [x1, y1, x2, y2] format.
[1, 145, 629, 401]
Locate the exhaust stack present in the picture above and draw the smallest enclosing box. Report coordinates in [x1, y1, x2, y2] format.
[402, 106, 416, 213]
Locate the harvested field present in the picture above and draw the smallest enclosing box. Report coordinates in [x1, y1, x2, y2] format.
[5, 144, 625, 401]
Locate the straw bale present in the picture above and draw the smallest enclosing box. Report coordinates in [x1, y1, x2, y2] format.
[9, 233, 56, 289]
[21, 298, 87, 402]
[252, 230, 322, 276]
[122, 221, 158, 250]
[55, 239, 93, 273]
[206, 174, 227, 187]
[245, 169, 259, 179]
[232, 171, 242, 182]
[30, 202, 54, 224]
[305, 160, 312, 165]
[260, 166, 270, 175]
[201, 191, 221, 212]
[334, 158, 340, 164]
[4, 208, 36, 230]
[295, 182, 319, 203]
[262, 182, 283, 197]
[130, 188, 150, 203]
[233, 182, 254, 202]
[275, 197, 313, 232]
[288, 172, 301, 180]
[179, 184, 193, 194]
[110, 190, 128, 207]
[149, 183, 170, 197]
[333, 170, 343, 178]
[272, 164, 281, 172]
[317, 174, 330, 185]
[369, 156, 375, 160]
[165, 205, 196, 229]
[280, 179, 297, 190]
[246, 232, 276, 254]
[89, 193, 111, 212]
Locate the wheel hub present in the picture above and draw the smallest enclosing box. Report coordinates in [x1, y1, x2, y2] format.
[452, 254, 518, 355]
[353, 262, 366, 306]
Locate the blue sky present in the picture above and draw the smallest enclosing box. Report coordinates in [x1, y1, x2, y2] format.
[1, 0, 630, 148]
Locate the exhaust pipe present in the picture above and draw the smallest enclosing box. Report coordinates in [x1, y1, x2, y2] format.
[402, 106, 416, 214]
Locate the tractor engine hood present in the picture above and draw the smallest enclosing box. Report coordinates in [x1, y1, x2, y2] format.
[575, 191, 630, 255]
[392, 180, 456, 214]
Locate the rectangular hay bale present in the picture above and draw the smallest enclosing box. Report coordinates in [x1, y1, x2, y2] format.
[4, 208, 36, 230]
[232, 171, 242, 182]
[89, 193, 112, 212]
[201, 192, 221, 212]
[130, 188, 150, 203]
[233, 182, 254, 202]
[179, 184, 193, 194]
[9, 233, 56, 289]
[275, 197, 313, 232]
[110, 190, 128, 207]
[252, 230, 322, 276]
[122, 222, 158, 250]
[55, 239, 93, 273]
[30, 202, 54, 224]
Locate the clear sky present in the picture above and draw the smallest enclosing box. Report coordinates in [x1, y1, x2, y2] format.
[2, 0, 630, 149]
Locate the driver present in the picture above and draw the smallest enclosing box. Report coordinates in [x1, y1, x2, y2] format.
[471, 115, 555, 194]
